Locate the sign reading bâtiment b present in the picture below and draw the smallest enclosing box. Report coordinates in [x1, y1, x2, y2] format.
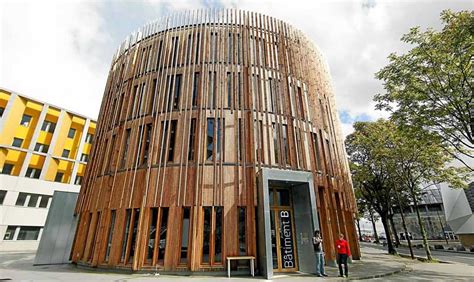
[279, 210, 296, 269]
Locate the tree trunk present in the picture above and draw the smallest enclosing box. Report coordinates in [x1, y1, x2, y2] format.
[380, 214, 397, 255]
[411, 187, 433, 260]
[395, 190, 414, 259]
[370, 212, 380, 243]
[389, 213, 400, 247]
[436, 210, 449, 245]
[356, 218, 363, 241]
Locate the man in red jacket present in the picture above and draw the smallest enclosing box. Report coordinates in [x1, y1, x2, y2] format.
[335, 233, 351, 277]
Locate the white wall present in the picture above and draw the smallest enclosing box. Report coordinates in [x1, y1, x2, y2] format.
[0, 175, 80, 252]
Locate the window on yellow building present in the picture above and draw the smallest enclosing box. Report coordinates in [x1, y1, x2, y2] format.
[62, 149, 70, 158]
[74, 176, 83, 185]
[34, 143, 49, 153]
[54, 172, 64, 182]
[68, 128, 76, 138]
[80, 154, 88, 162]
[26, 167, 41, 179]
[0, 107, 4, 117]
[41, 121, 56, 133]
[1, 163, 14, 175]
[20, 114, 32, 127]
[85, 133, 94, 144]
[12, 137, 23, 148]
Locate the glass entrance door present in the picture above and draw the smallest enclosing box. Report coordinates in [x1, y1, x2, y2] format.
[269, 187, 298, 272]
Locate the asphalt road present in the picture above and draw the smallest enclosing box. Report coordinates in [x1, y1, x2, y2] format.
[361, 242, 474, 266]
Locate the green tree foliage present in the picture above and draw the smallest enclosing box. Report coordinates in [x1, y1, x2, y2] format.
[347, 119, 469, 260]
[346, 120, 398, 254]
[374, 10, 473, 170]
[386, 126, 469, 260]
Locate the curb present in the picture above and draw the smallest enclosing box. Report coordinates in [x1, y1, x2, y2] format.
[398, 253, 451, 264]
[348, 264, 407, 280]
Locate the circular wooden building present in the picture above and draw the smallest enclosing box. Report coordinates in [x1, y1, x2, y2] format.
[71, 9, 360, 278]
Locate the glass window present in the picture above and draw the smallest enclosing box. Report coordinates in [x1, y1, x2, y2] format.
[194, 33, 200, 64]
[168, 120, 177, 162]
[155, 40, 163, 69]
[120, 209, 132, 263]
[216, 119, 223, 161]
[208, 71, 216, 108]
[3, 226, 17, 240]
[172, 75, 182, 110]
[180, 208, 191, 263]
[34, 143, 49, 153]
[128, 209, 140, 263]
[85, 133, 94, 144]
[62, 149, 70, 158]
[312, 133, 322, 171]
[142, 124, 152, 165]
[17, 226, 41, 240]
[80, 154, 88, 162]
[283, 125, 289, 165]
[88, 212, 101, 262]
[146, 208, 158, 263]
[68, 128, 76, 138]
[39, 196, 51, 208]
[28, 194, 39, 207]
[12, 137, 23, 148]
[227, 72, 232, 108]
[238, 119, 243, 161]
[26, 167, 41, 179]
[1, 163, 14, 175]
[276, 189, 291, 206]
[20, 114, 32, 126]
[158, 207, 169, 265]
[192, 72, 200, 107]
[74, 176, 83, 185]
[188, 119, 196, 161]
[202, 207, 211, 264]
[121, 129, 131, 168]
[0, 190, 6, 205]
[238, 207, 247, 255]
[41, 120, 56, 133]
[273, 123, 279, 164]
[55, 172, 64, 182]
[206, 118, 215, 161]
[15, 193, 27, 206]
[105, 210, 116, 262]
[171, 36, 179, 66]
[0, 107, 4, 117]
[214, 207, 223, 263]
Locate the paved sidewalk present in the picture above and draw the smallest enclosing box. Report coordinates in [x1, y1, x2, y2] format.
[0, 246, 405, 281]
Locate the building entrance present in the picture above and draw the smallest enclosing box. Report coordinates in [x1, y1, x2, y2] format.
[257, 168, 319, 279]
[269, 187, 298, 272]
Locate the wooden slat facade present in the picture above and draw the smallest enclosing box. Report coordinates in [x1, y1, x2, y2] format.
[71, 9, 360, 272]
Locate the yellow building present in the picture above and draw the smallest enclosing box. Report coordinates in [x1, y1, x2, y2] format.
[0, 87, 96, 251]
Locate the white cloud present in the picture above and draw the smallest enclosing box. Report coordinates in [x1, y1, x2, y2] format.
[1, 0, 472, 129]
[0, 0, 110, 119]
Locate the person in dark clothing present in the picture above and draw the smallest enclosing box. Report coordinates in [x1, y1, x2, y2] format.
[313, 230, 327, 277]
[335, 233, 351, 277]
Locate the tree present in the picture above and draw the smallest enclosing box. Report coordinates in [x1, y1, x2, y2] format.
[374, 10, 474, 170]
[346, 120, 398, 255]
[366, 207, 380, 243]
[354, 187, 367, 241]
[387, 126, 469, 260]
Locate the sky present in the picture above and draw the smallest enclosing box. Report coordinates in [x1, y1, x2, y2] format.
[1, 0, 472, 137]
